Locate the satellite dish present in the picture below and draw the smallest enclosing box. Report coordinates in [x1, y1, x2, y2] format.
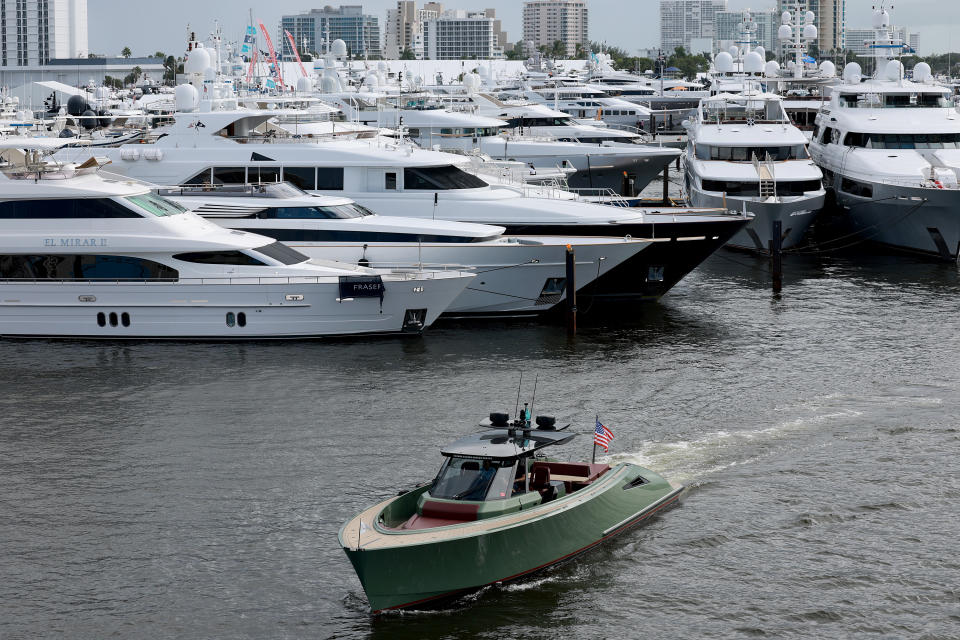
[879, 10, 890, 28]
[804, 11, 815, 24]
[331, 39, 347, 57]
[764, 60, 781, 78]
[819, 60, 836, 78]
[885, 59, 903, 82]
[842, 62, 862, 84]
[781, 11, 792, 25]
[321, 75, 338, 93]
[754, 46, 765, 60]
[715, 51, 734, 74]
[185, 46, 210, 75]
[803, 24, 818, 40]
[728, 45, 739, 58]
[296, 76, 312, 93]
[778, 25, 792, 41]
[744, 52, 764, 74]
[175, 83, 199, 112]
[913, 62, 932, 83]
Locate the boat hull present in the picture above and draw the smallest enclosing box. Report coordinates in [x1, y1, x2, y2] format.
[339, 463, 683, 612]
[689, 190, 824, 252]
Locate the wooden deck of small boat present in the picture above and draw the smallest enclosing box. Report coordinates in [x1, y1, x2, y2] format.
[343, 465, 681, 551]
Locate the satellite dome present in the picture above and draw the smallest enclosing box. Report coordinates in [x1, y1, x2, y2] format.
[203, 66, 216, 82]
[744, 51, 764, 74]
[174, 83, 199, 112]
[728, 45, 739, 58]
[913, 61, 932, 83]
[802, 24, 818, 40]
[331, 39, 347, 57]
[363, 73, 379, 89]
[321, 75, 338, 93]
[764, 60, 781, 78]
[296, 76, 312, 93]
[94, 86, 110, 100]
[879, 10, 890, 28]
[377, 60, 388, 73]
[715, 51, 734, 73]
[754, 46, 765, 60]
[185, 46, 210, 75]
[782, 11, 792, 25]
[778, 24, 793, 41]
[412, 74, 423, 86]
[804, 11, 815, 24]
[842, 61, 862, 84]
[885, 59, 903, 82]
[819, 60, 836, 78]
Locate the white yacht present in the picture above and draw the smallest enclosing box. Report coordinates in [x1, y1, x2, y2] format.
[0, 141, 472, 339]
[684, 57, 825, 252]
[809, 9, 960, 259]
[160, 183, 652, 317]
[51, 83, 748, 305]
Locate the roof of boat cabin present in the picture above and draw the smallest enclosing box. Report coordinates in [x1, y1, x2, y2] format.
[441, 428, 575, 460]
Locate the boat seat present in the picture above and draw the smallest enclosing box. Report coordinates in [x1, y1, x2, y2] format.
[530, 466, 558, 502]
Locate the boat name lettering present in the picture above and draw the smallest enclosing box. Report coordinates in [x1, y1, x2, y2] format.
[43, 238, 109, 247]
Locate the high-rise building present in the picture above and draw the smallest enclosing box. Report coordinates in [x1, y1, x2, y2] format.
[660, 0, 727, 55]
[844, 26, 918, 56]
[385, 1, 420, 58]
[280, 6, 381, 59]
[0, 0, 87, 66]
[778, 0, 845, 54]
[423, 9, 501, 59]
[716, 8, 779, 56]
[522, 0, 588, 58]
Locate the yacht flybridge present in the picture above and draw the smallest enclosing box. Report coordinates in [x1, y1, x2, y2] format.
[0, 140, 473, 339]
[809, 6, 960, 259]
[685, 79, 825, 252]
[160, 183, 653, 317]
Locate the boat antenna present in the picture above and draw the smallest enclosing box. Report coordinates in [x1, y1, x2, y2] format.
[514, 371, 523, 419]
[529, 374, 539, 424]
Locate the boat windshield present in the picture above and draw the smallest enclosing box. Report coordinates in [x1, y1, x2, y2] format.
[125, 193, 187, 216]
[431, 457, 516, 501]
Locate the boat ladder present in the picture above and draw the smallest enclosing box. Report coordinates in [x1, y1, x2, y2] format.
[753, 152, 777, 200]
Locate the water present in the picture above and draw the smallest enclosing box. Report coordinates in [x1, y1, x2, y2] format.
[2, 251, 959, 639]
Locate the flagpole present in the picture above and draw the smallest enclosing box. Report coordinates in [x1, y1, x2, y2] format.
[592, 414, 597, 464]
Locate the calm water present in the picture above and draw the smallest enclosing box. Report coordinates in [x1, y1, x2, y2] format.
[2, 251, 959, 639]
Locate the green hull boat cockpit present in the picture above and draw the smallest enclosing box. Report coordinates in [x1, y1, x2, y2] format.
[339, 411, 685, 613]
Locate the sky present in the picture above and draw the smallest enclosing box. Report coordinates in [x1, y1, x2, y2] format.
[89, 0, 960, 58]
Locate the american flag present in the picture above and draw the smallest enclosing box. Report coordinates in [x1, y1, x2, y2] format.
[594, 420, 614, 451]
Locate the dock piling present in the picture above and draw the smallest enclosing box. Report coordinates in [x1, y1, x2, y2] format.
[770, 219, 783, 293]
[565, 245, 577, 336]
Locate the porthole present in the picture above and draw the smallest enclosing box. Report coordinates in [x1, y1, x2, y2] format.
[226, 312, 236, 327]
[97, 312, 106, 327]
[121, 312, 130, 327]
[237, 312, 247, 327]
[109, 312, 118, 327]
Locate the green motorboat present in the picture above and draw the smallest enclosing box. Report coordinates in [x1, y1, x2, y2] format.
[339, 412, 685, 613]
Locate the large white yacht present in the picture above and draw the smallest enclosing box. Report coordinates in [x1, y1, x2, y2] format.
[0, 141, 472, 339]
[159, 183, 651, 317]
[809, 9, 960, 259]
[684, 54, 825, 252]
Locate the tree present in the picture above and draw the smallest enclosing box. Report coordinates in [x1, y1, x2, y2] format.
[152, 51, 165, 59]
[666, 46, 710, 81]
[163, 55, 177, 84]
[400, 47, 415, 60]
[103, 75, 123, 89]
[550, 39, 566, 58]
[131, 65, 143, 84]
[505, 42, 525, 61]
[121, 46, 132, 58]
[575, 42, 586, 59]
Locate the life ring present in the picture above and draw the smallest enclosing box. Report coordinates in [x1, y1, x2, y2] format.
[934, 180, 944, 189]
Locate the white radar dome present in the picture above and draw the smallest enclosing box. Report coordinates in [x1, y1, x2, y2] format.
[842, 61, 862, 84]
[754, 46, 766, 60]
[296, 76, 312, 93]
[715, 51, 734, 73]
[321, 75, 338, 93]
[728, 45, 739, 58]
[803, 24, 818, 40]
[764, 60, 781, 77]
[885, 59, 903, 82]
[377, 60, 388, 74]
[779, 24, 793, 41]
[94, 86, 110, 100]
[184, 46, 210, 74]
[913, 61, 932, 83]
[744, 51, 764, 74]
[331, 39, 347, 57]
[174, 83, 199, 112]
[805, 11, 815, 24]
[363, 73, 379, 89]
[819, 60, 836, 78]
[782, 11, 792, 24]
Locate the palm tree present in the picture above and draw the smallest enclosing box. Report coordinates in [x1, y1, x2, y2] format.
[121, 46, 132, 58]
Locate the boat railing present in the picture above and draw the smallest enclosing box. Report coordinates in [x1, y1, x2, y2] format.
[0, 270, 466, 285]
[566, 187, 632, 207]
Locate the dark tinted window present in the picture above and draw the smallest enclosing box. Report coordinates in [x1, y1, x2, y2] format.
[283, 166, 315, 190]
[403, 165, 487, 190]
[173, 251, 266, 265]
[841, 178, 873, 198]
[316, 167, 344, 190]
[240, 228, 490, 243]
[253, 241, 309, 265]
[385, 172, 397, 190]
[184, 169, 212, 185]
[258, 204, 372, 219]
[250, 166, 280, 184]
[0, 198, 142, 218]
[213, 167, 247, 184]
[0, 255, 178, 279]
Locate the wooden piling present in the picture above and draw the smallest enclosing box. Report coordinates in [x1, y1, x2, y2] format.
[771, 219, 783, 293]
[565, 245, 577, 335]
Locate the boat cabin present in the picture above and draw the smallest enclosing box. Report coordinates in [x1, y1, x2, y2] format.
[388, 414, 613, 531]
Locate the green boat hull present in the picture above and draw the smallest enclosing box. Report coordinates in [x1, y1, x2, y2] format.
[339, 463, 683, 612]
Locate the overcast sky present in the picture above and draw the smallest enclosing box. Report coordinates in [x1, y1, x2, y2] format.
[89, 0, 959, 58]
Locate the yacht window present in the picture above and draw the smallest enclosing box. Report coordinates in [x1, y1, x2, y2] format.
[820, 127, 834, 144]
[315, 167, 344, 190]
[250, 166, 280, 184]
[430, 458, 515, 501]
[842, 132, 960, 150]
[240, 228, 491, 243]
[385, 172, 397, 190]
[257, 203, 372, 219]
[695, 144, 710, 160]
[213, 167, 247, 185]
[841, 178, 873, 198]
[0, 255, 177, 280]
[252, 241, 309, 265]
[282, 166, 316, 191]
[184, 168, 212, 185]
[125, 194, 186, 217]
[403, 165, 487, 190]
[811, 123, 820, 139]
[0, 198, 142, 218]
[701, 180, 761, 196]
[777, 180, 824, 196]
[173, 251, 267, 266]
